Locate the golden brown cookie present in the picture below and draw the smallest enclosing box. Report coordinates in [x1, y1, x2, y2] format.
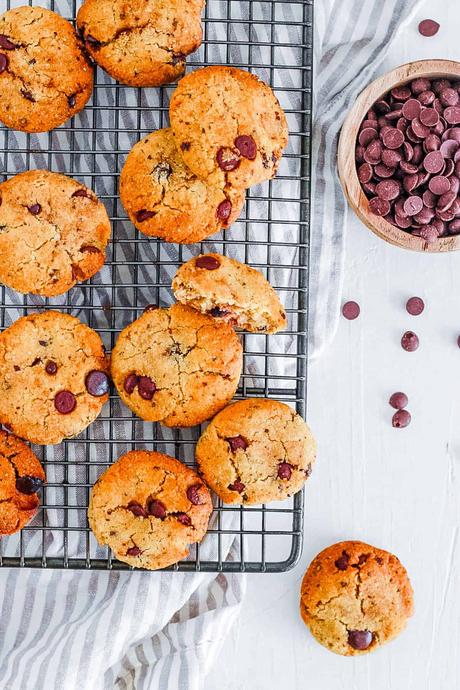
[111, 303, 242, 428]
[119, 129, 245, 243]
[300, 541, 414, 656]
[196, 398, 316, 504]
[0, 431, 46, 536]
[0, 311, 110, 445]
[77, 0, 204, 87]
[169, 66, 289, 190]
[172, 253, 287, 333]
[0, 6, 93, 133]
[0, 170, 111, 297]
[88, 450, 212, 570]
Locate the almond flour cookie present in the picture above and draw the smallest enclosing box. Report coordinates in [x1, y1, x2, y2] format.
[169, 66, 289, 190]
[77, 0, 204, 87]
[119, 129, 245, 243]
[0, 311, 110, 445]
[172, 253, 287, 333]
[88, 450, 212, 570]
[0, 6, 93, 133]
[300, 541, 414, 656]
[196, 398, 316, 504]
[0, 431, 46, 536]
[0, 170, 111, 297]
[111, 304, 242, 427]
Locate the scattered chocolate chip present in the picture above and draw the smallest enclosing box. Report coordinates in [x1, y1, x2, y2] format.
[16, 476, 43, 495]
[68, 93, 77, 108]
[418, 19, 440, 37]
[85, 370, 109, 397]
[171, 53, 185, 66]
[124, 373, 139, 394]
[31, 358, 41, 367]
[136, 209, 156, 222]
[27, 203, 41, 215]
[176, 512, 192, 526]
[277, 462, 292, 480]
[216, 199, 232, 221]
[375, 556, 384, 564]
[180, 142, 191, 151]
[195, 255, 220, 270]
[401, 330, 419, 352]
[153, 162, 172, 184]
[392, 409, 412, 428]
[406, 296, 425, 315]
[227, 435, 248, 452]
[39, 340, 47, 347]
[72, 188, 90, 199]
[389, 392, 408, 409]
[209, 307, 229, 318]
[357, 554, 369, 565]
[216, 147, 241, 171]
[186, 484, 202, 505]
[0, 54, 8, 74]
[45, 361, 58, 375]
[21, 89, 35, 102]
[54, 391, 77, 414]
[127, 501, 148, 518]
[234, 135, 257, 160]
[126, 546, 141, 556]
[0, 35, 16, 50]
[137, 376, 156, 400]
[147, 499, 166, 519]
[348, 630, 373, 650]
[334, 551, 350, 571]
[228, 481, 245, 493]
[80, 244, 100, 254]
[342, 301, 360, 320]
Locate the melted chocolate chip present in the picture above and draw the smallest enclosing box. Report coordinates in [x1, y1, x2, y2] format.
[153, 162, 172, 184]
[176, 512, 192, 526]
[277, 462, 292, 480]
[137, 376, 156, 400]
[16, 475, 43, 495]
[21, 89, 35, 102]
[0, 54, 8, 74]
[216, 199, 232, 221]
[186, 484, 202, 505]
[216, 147, 241, 171]
[45, 361, 58, 375]
[126, 546, 141, 556]
[195, 255, 220, 270]
[54, 390, 76, 414]
[85, 370, 109, 397]
[124, 373, 139, 394]
[347, 630, 373, 651]
[0, 35, 16, 50]
[171, 53, 185, 66]
[68, 93, 77, 108]
[181, 142, 191, 151]
[234, 135, 257, 160]
[136, 209, 156, 222]
[127, 501, 148, 518]
[228, 480, 245, 493]
[27, 203, 41, 215]
[80, 244, 100, 254]
[147, 499, 166, 519]
[39, 341, 47, 347]
[72, 188, 90, 199]
[334, 551, 350, 571]
[227, 435, 248, 452]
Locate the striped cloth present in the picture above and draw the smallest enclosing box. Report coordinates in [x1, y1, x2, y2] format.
[0, 1, 424, 688]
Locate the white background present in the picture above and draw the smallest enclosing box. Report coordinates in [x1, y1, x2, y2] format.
[205, 2, 460, 688]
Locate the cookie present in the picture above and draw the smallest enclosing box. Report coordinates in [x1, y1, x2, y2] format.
[172, 253, 287, 333]
[0, 6, 93, 133]
[300, 541, 414, 656]
[0, 311, 110, 445]
[111, 303, 242, 427]
[88, 450, 212, 570]
[0, 170, 111, 297]
[195, 398, 316, 504]
[169, 66, 289, 189]
[0, 431, 46, 536]
[120, 129, 245, 243]
[77, 0, 204, 87]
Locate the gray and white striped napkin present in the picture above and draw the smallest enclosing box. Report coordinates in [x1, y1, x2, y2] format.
[0, 1, 423, 688]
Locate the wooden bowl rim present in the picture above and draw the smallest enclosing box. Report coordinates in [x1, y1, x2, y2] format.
[338, 59, 460, 253]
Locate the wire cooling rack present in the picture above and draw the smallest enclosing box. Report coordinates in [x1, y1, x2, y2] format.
[0, 0, 312, 572]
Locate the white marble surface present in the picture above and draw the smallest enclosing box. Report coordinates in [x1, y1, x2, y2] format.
[204, 2, 460, 688]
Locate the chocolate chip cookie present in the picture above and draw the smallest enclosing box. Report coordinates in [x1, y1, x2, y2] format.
[119, 129, 245, 243]
[196, 398, 316, 504]
[300, 541, 414, 656]
[77, 0, 204, 87]
[0, 6, 93, 133]
[0, 311, 110, 445]
[0, 430, 46, 536]
[111, 303, 242, 427]
[169, 66, 289, 189]
[0, 170, 111, 297]
[172, 253, 287, 332]
[88, 450, 212, 570]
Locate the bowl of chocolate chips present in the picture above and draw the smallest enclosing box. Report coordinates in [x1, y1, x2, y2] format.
[338, 59, 460, 251]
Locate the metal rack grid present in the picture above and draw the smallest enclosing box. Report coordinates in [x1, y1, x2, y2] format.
[0, 0, 313, 572]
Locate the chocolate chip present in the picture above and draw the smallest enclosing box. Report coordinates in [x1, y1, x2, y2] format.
[277, 462, 292, 480]
[68, 93, 77, 108]
[216, 147, 241, 171]
[0, 35, 16, 50]
[124, 373, 139, 394]
[418, 19, 440, 37]
[216, 199, 232, 221]
[342, 301, 360, 320]
[80, 244, 100, 254]
[228, 481, 245, 493]
[85, 370, 109, 397]
[54, 391, 76, 414]
[126, 546, 141, 556]
[153, 162, 172, 184]
[406, 296, 424, 315]
[27, 203, 41, 215]
[186, 484, 202, 505]
[392, 409, 411, 428]
[72, 189, 90, 199]
[234, 135, 257, 160]
[171, 53, 185, 66]
[348, 630, 373, 650]
[227, 435, 248, 452]
[401, 330, 419, 352]
[209, 307, 230, 318]
[21, 89, 35, 102]
[176, 512, 192, 526]
[45, 361, 58, 375]
[16, 475, 43, 495]
[127, 501, 147, 518]
[334, 551, 350, 571]
[39, 340, 47, 347]
[195, 255, 220, 270]
[389, 392, 408, 409]
[147, 499, 166, 519]
[180, 142, 191, 151]
[137, 376, 156, 400]
[136, 209, 156, 222]
[0, 54, 8, 74]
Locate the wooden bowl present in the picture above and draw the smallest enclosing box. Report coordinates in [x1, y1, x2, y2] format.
[338, 59, 460, 252]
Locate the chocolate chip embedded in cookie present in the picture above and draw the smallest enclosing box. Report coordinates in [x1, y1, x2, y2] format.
[77, 0, 204, 87]
[300, 541, 414, 656]
[0, 6, 93, 133]
[111, 304, 243, 427]
[119, 129, 245, 243]
[0, 431, 46, 536]
[195, 398, 316, 504]
[0, 311, 110, 445]
[0, 170, 111, 297]
[172, 253, 287, 333]
[88, 450, 213, 570]
[170, 66, 289, 189]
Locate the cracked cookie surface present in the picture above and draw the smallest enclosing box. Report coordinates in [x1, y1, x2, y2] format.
[0, 430, 46, 536]
[0, 170, 111, 297]
[120, 129, 245, 243]
[195, 398, 316, 504]
[0, 311, 110, 445]
[169, 66, 289, 190]
[0, 6, 93, 133]
[172, 253, 287, 332]
[111, 303, 243, 427]
[300, 541, 414, 656]
[88, 450, 212, 570]
[77, 0, 204, 87]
